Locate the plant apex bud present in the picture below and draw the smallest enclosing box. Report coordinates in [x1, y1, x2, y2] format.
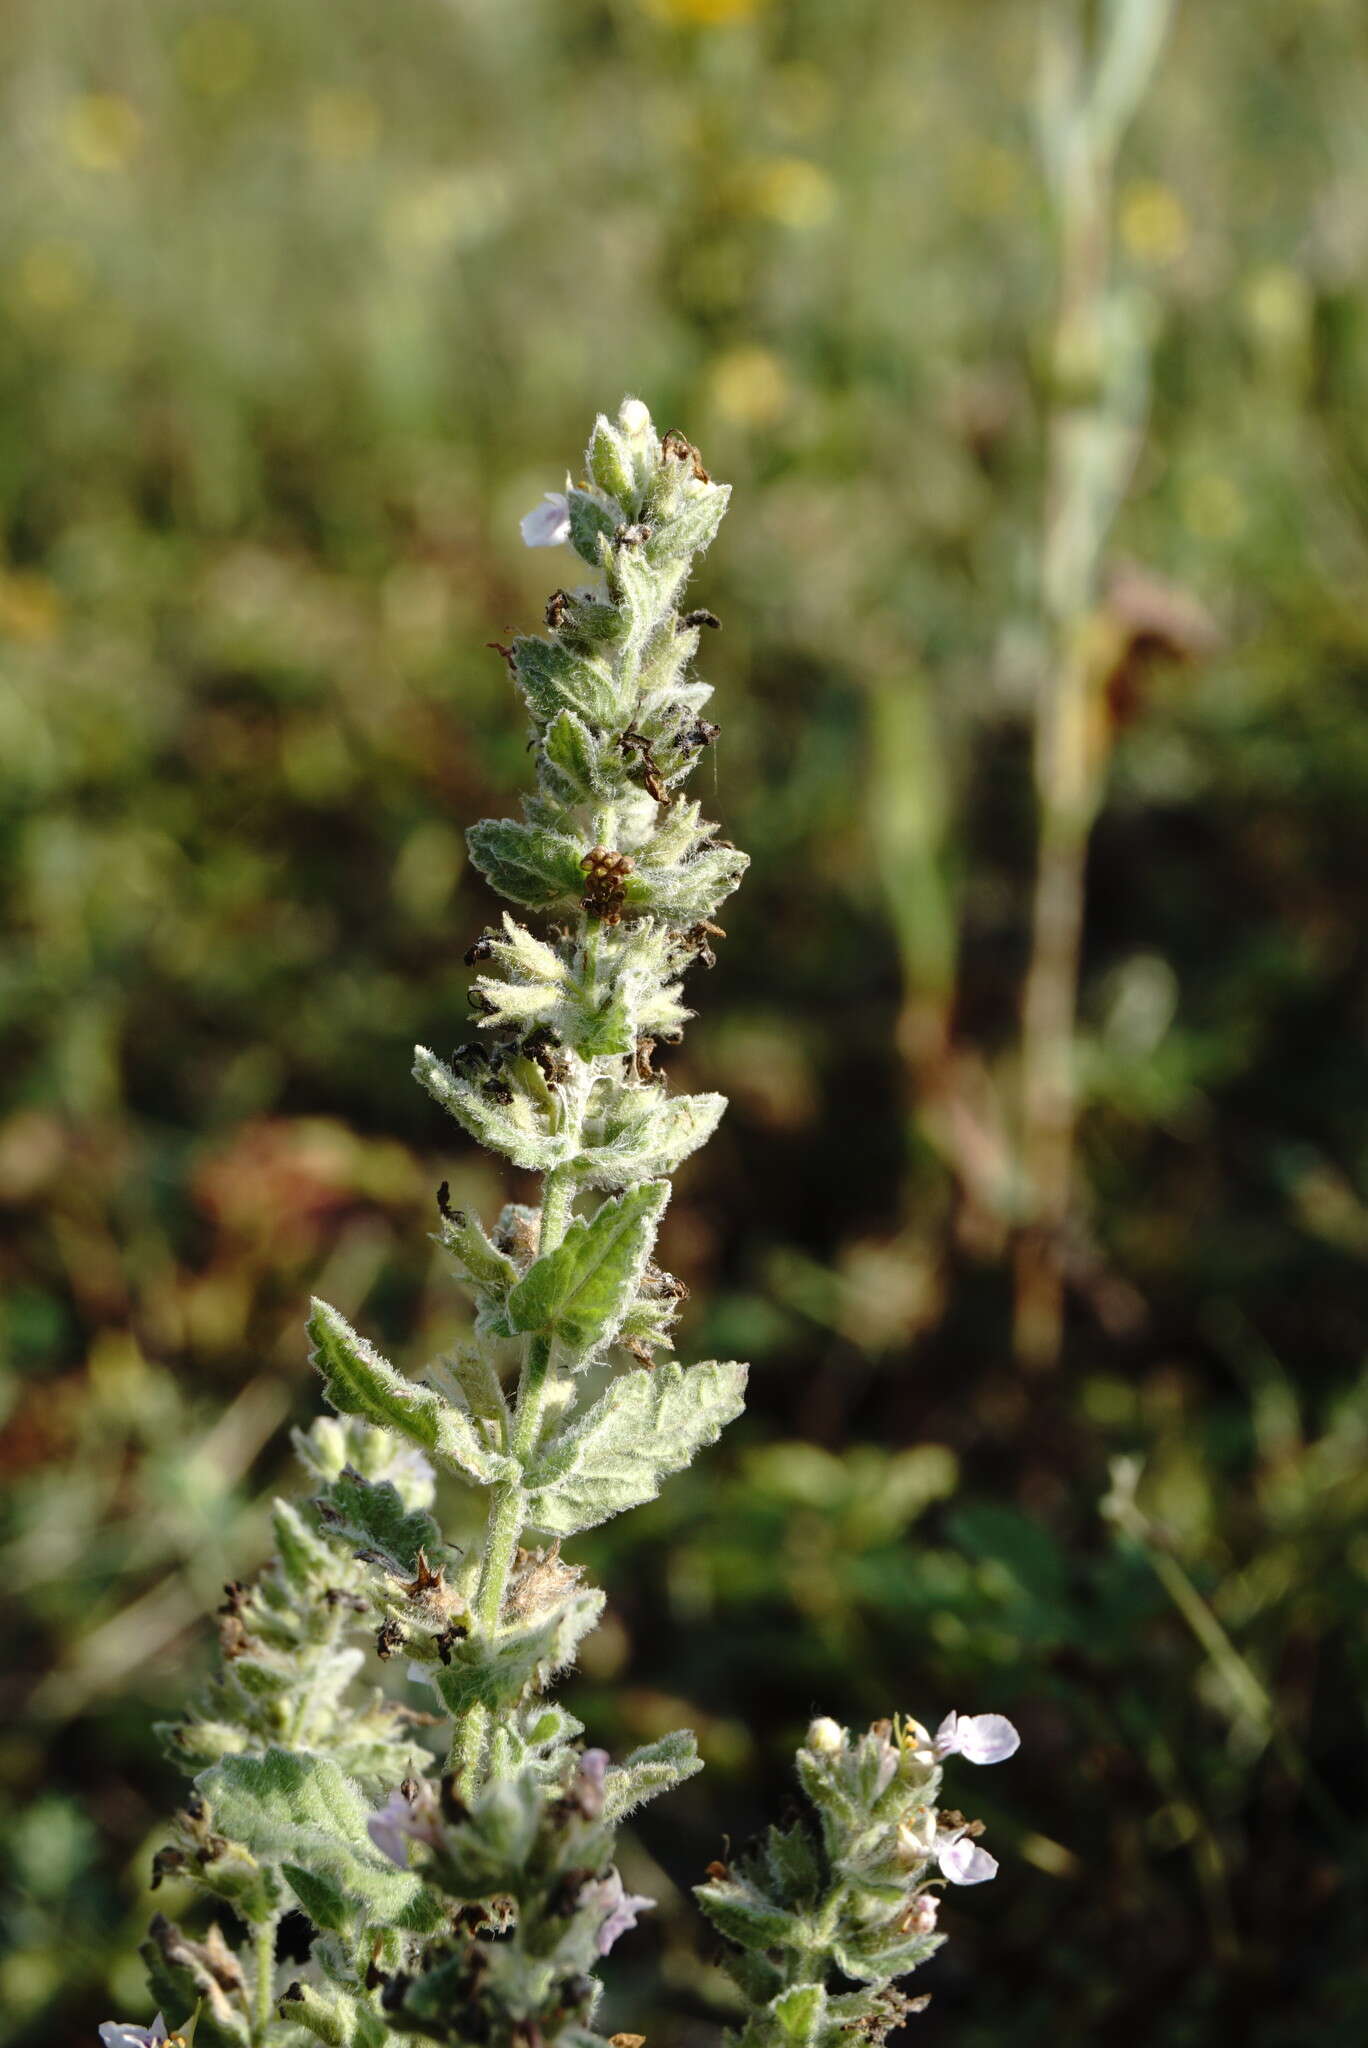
[619, 396, 652, 439]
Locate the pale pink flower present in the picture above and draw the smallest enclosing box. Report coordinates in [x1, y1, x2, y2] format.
[936, 1831, 999, 1886]
[907, 1893, 940, 1933]
[933, 1711, 1020, 1765]
[572, 1746, 610, 1818]
[579, 1865, 655, 1954]
[520, 493, 571, 547]
[368, 1778, 442, 1867]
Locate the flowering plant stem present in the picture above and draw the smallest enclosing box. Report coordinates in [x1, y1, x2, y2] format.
[104, 400, 1018, 2048]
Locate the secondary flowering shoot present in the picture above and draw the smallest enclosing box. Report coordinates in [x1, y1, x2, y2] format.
[697, 1712, 1020, 2044]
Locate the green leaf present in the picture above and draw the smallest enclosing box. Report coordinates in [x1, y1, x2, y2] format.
[625, 844, 750, 924]
[576, 1088, 728, 1189]
[769, 1984, 827, 2048]
[314, 1468, 443, 1577]
[439, 1209, 519, 1296]
[694, 1877, 809, 1952]
[645, 479, 731, 562]
[231, 1654, 298, 1702]
[291, 1415, 435, 1507]
[550, 590, 621, 649]
[280, 1862, 352, 1935]
[308, 1298, 514, 1487]
[586, 414, 637, 507]
[567, 486, 620, 567]
[829, 1929, 943, 1984]
[438, 1209, 523, 1336]
[443, 1345, 510, 1434]
[157, 1716, 247, 1766]
[571, 979, 636, 1059]
[506, 1183, 668, 1356]
[278, 1978, 366, 2047]
[308, 1299, 443, 1450]
[523, 1359, 748, 1537]
[511, 637, 626, 731]
[764, 1820, 823, 1907]
[466, 817, 586, 909]
[139, 1919, 251, 2048]
[602, 1730, 703, 1823]
[428, 1588, 605, 1715]
[541, 708, 621, 806]
[795, 1749, 860, 1835]
[271, 1497, 336, 1592]
[605, 545, 688, 682]
[414, 1043, 564, 1174]
[199, 1751, 445, 1935]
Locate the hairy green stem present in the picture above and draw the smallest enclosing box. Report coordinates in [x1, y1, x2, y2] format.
[449, 1161, 578, 1788]
[253, 1913, 277, 2043]
[537, 1161, 576, 1255]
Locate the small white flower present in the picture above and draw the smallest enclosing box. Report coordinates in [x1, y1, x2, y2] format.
[99, 2019, 171, 2048]
[520, 492, 571, 548]
[906, 1892, 939, 1933]
[933, 1711, 1020, 1765]
[805, 1716, 844, 1755]
[937, 1835, 1000, 1885]
[618, 397, 652, 439]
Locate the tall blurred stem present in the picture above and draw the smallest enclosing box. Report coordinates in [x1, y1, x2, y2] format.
[1014, 0, 1175, 1368]
[868, 662, 955, 1101]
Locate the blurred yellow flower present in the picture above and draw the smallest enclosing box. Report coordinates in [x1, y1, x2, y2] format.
[744, 157, 836, 229]
[9, 242, 88, 318]
[0, 571, 61, 643]
[1242, 263, 1312, 352]
[707, 345, 791, 426]
[640, 0, 766, 20]
[1119, 179, 1190, 265]
[62, 93, 143, 173]
[306, 89, 381, 163]
[177, 15, 258, 98]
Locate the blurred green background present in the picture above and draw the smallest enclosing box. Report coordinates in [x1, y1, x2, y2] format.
[3, 0, 1367, 2043]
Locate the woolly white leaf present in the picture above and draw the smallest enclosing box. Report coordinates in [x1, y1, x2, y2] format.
[199, 1750, 445, 1934]
[523, 1360, 747, 1536]
[308, 1298, 515, 1487]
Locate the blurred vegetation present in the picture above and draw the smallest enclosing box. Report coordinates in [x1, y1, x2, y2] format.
[2, 1, 1367, 2044]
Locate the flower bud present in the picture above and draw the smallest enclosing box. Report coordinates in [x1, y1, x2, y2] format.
[618, 397, 652, 440]
[806, 1716, 844, 1755]
[908, 1894, 939, 1934]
